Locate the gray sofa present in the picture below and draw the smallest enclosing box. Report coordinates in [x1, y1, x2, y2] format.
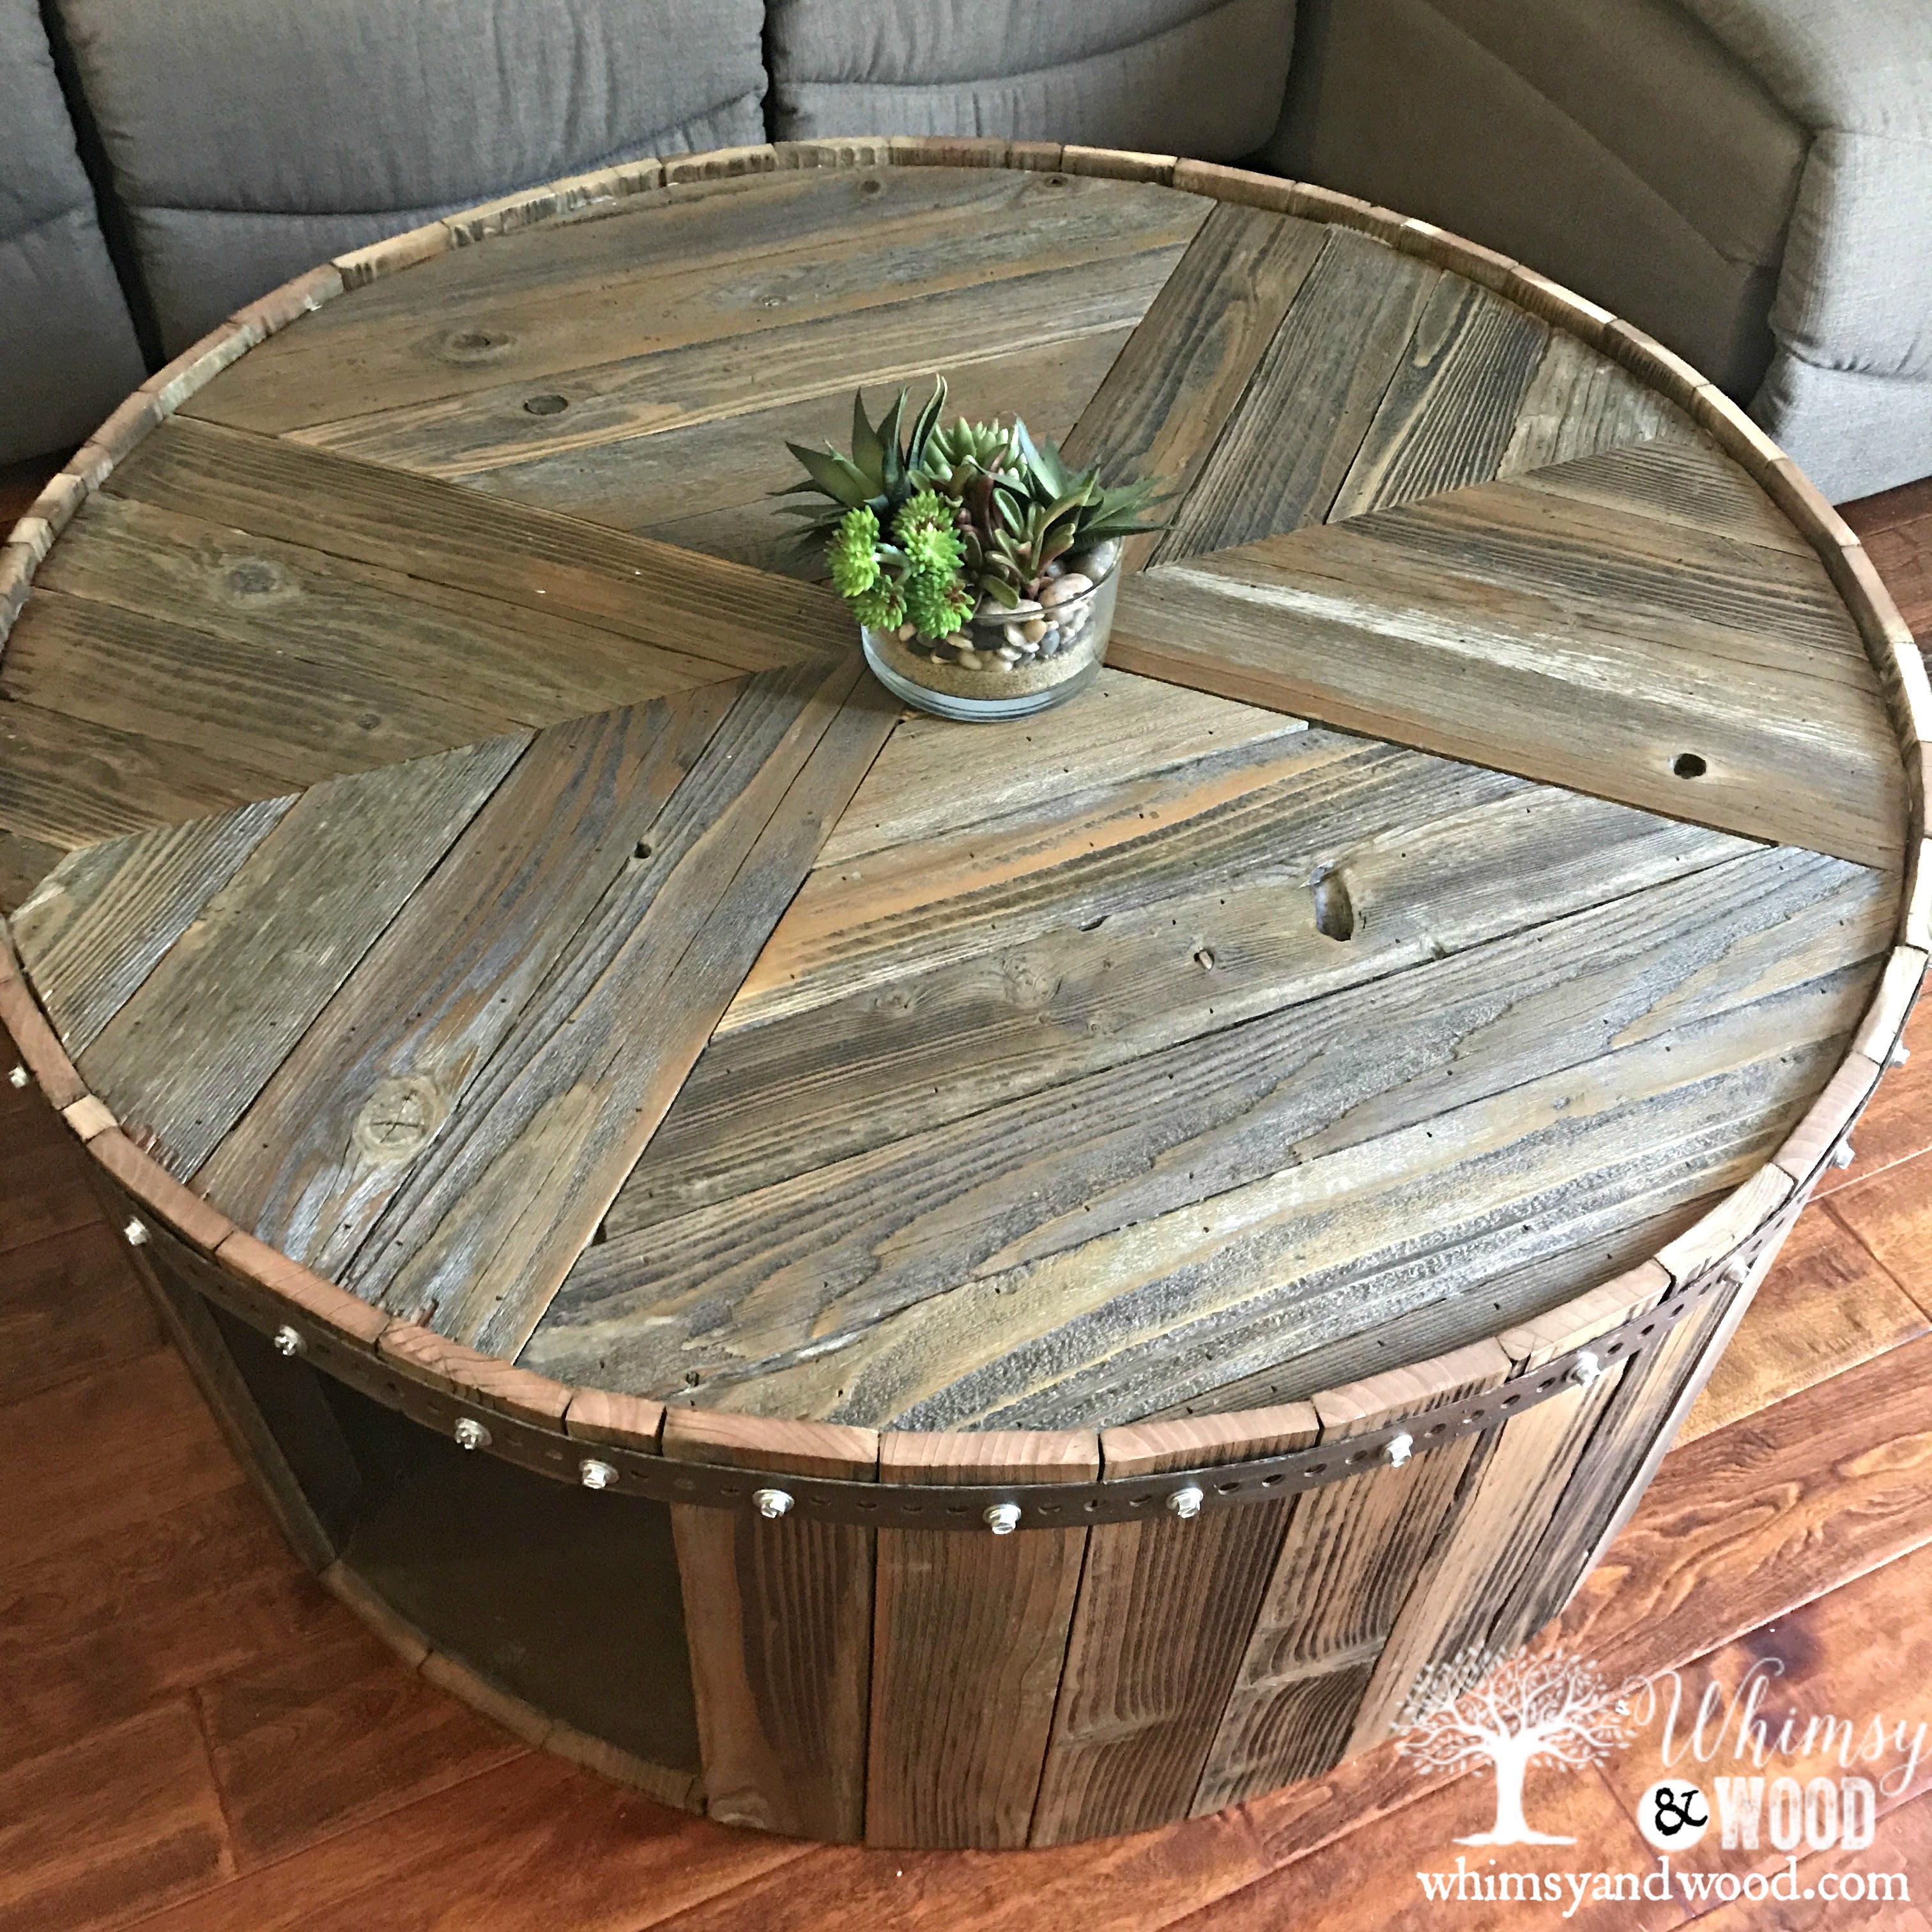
[5, 0, 1928, 501]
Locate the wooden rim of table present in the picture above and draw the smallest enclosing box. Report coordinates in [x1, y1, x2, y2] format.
[3, 137, 1926, 1512]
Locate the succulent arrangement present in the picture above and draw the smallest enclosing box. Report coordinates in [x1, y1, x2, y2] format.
[777, 379, 1165, 690]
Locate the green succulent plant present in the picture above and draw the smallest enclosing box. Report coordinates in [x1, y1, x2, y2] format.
[777, 376, 1167, 638]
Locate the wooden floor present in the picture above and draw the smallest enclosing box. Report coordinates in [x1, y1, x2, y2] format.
[1, 474, 1930, 1928]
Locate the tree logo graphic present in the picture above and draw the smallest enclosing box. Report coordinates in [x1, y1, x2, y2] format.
[1393, 1643, 1641, 1845]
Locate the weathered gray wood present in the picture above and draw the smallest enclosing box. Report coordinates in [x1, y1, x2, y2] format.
[1154, 227, 1442, 559]
[187, 167, 1199, 438]
[525, 845, 1886, 1425]
[104, 417, 854, 679]
[605, 748, 1749, 1237]
[77, 733, 528, 1176]
[1494, 328, 1701, 478]
[1325, 273, 1551, 520]
[1114, 445, 1906, 871]
[192, 687, 742, 1277]
[342, 654, 896, 1357]
[1058, 200, 1330, 568]
[10, 795, 295, 1054]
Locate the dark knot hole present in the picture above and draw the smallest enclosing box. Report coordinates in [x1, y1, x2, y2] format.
[1673, 751, 1708, 779]
[1312, 871, 1356, 942]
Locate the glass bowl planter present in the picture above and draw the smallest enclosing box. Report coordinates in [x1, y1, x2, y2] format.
[860, 541, 1121, 722]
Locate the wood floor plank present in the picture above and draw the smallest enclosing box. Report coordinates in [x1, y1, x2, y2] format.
[103, 417, 854, 679]
[1823, 1147, 1932, 1321]
[609, 756, 1751, 1238]
[528, 847, 1885, 1425]
[1154, 227, 1442, 560]
[10, 797, 295, 1057]
[0, 1701, 232, 1932]
[77, 733, 528, 1178]
[113, 1751, 808, 1932]
[193, 687, 742, 1279]
[0, 1100, 109, 1256]
[0, 1218, 161, 1407]
[33, 491, 723, 723]
[1677, 1205, 1928, 1443]
[4, 587, 521, 793]
[1113, 443, 1905, 870]
[199, 1625, 526, 1871]
[351, 654, 896, 1358]
[188, 168, 1197, 438]
[1813, 993, 1932, 1194]
[1059, 201, 1330, 570]
[284, 241, 1196, 482]
[466, 330, 1131, 549]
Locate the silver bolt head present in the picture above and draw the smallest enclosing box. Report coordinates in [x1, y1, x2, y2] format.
[579, 1457, 617, 1491]
[271, 1324, 305, 1359]
[123, 1217, 149, 1247]
[753, 1486, 793, 1520]
[1386, 1432, 1413, 1468]
[1832, 1142, 1857, 1169]
[1167, 1484, 1205, 1520]
[7, 1064, 27, 1089]
[1892, 1042, 1912, 1068]
[453, 1416, 491, 1452]
[1571, 1349, 1604, 1390]
[985, 1501, 1023, 1535]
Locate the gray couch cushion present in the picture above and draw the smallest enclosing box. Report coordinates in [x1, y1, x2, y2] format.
[0, 0, 145, 461]
[1265, 0, 1805, 396]
[769, 0, 1297, 161]
[51, 0, 767, 352]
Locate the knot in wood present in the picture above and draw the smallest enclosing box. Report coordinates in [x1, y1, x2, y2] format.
[352, 1074, 445, 1162]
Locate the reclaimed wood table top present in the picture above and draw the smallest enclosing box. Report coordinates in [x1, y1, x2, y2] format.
[0, 144, 1916, 1435]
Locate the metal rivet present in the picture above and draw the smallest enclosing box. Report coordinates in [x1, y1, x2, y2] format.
[1890, 1042, 1911, 1068]
[1832, 1142, 1856, 1169]
[7, 1064, 27, 1089]
[1571, 1349, 1604, 1390]
[1386, 1432, 1413, 1468]
[271, 1324, 305, 1359]
[123, 1218, 149, 1247]
[579, 1458, 617, 1491]
[753, 1487, 793, 1519]
[985, 1502, 1022, 1535]
[1167, 1484, 1205, 1520]
[1722, 1259, 1750, 1289]
[453, 1416, 490, 1452]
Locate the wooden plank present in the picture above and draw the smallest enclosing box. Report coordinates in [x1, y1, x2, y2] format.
[345, 654, 896, 1358]
[77, 733, 528, 1177]
[0, 701, 291, 913]
[1154, 227, 1443, 560]
[10, 797, 295, 1056]
[192, 688, 740, 1280]
[1059, 201, 1330, 570]
[463, 329, 1130, 545]
[1190, 1342, 1510, 1814]
[1028, 1404, 1318, 1844]
[1324, 273, 1551, 520]
[1494, 327, 1701, 479]
[188, 167, 1177, 438]
[0, 1216, 162, 1407]
[31, 491, 723, 724]
[663, 1410, 877, 1841]
[282, 242, 1197, 484]
[103, 417, 851, 679]
[1114, 446, 1906, 870]
[866, 1429, 1096, 1848]
[4, 588, 521, 793]
[526, 845, 1884, 1423]
[1679, 1201, 1927, 1441]
[610, 742, 1747, 1237]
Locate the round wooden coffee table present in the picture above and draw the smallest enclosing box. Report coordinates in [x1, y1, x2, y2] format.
[1, 139, 1923, 1851]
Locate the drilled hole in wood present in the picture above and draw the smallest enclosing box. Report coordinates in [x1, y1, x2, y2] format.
[524, 393, 569, 416]
[1312, 870, 1356, 942]
[1673, 751, 1708, 778]
[634, 841, 653, 861]
[860, 176, 884, 194]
